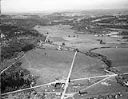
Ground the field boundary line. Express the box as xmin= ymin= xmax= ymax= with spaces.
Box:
xmin=71 ymin=74 xmax=115 ymax=81
xmin=61 ymin=51 xmax=77 ymax=99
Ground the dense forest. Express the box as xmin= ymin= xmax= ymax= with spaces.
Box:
xmin=0 ymin=23 xmax=44 ymax=94
xmin=1 ymin=61 xmax=37 ymax=93
xmin=0 ymin=24 xmax=45 ymax=62
xmin=1 ymin=15 xmax=50 ymax=29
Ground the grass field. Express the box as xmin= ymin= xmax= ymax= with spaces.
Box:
xmin=34 ymin=25 xmax=104 ymax=51
xmin=93 ymin=48 xmax=128 ymax=73
xmin=21 ymin=48 xmax=74 ymax=85
xmin=2 ymin=24 xmax=128 ymax=99
xmin=70 ymin=52 xmax=107 ymax=80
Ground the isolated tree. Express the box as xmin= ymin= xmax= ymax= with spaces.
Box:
xmin=62 ymin=42 xmax=65 ymax=46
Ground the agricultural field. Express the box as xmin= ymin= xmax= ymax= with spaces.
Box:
xmin=1 ymin=15 xmax=128 ymax=99
xmin=21 ymin=48 xmax=74 ymax=85
xmin=70 ymin=52 xmax=107 ymax=80
xmin=93 ymin=48 xmax=128 ymax=73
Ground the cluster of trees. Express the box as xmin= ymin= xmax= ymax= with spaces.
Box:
xmin=119 ymin=31 xmax=128 ymax=35
xmin=71 ymin=15 xmax=128 ymax=33
xmin=0 ymin=24 xmax=43 ymax=40
xmin=1 ymin=24 xmax=46 ymax=62
xmin=119 ymin=31 xmax=128 ymax=40
xmin=99 ymin=24 xmax=128 ymax=29
xmin=1 ymin=17 xmax=49 ymax=29
xmin=0 ymin=16 xmax=46 ymax=95
xmin=1 ymin=61 xmax=36 ymax=93
xmin=1 ymin=39 xmax=35 ymax=62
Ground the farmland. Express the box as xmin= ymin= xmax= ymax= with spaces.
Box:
xmin=1 ymin=12 xmax=128 ymax=99
xmin=93 ymin=48 xmax=128 ymax=73
xmin=21 ymin=48 xmax=74 ymax=85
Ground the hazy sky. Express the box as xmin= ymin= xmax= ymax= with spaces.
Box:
xmin=1 ymin=0 xmax=128 ymax=13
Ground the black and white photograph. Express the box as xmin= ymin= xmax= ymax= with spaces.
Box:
xmin=0 ymin=0 xmax=128 ymax=99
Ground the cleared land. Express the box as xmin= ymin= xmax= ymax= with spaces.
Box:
xmin=93 ymin=48 xmax=128 ymax=73
xmin=21 ymin=48 xmax=74 ymax=85
xmin=70 ymin=52 xmax=107 ymax=80
xmin=2 ymin=24 xmax=128 ymax=99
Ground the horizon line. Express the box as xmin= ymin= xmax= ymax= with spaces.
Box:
xmin=2 ymin=8 xmax=128 ymax=15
